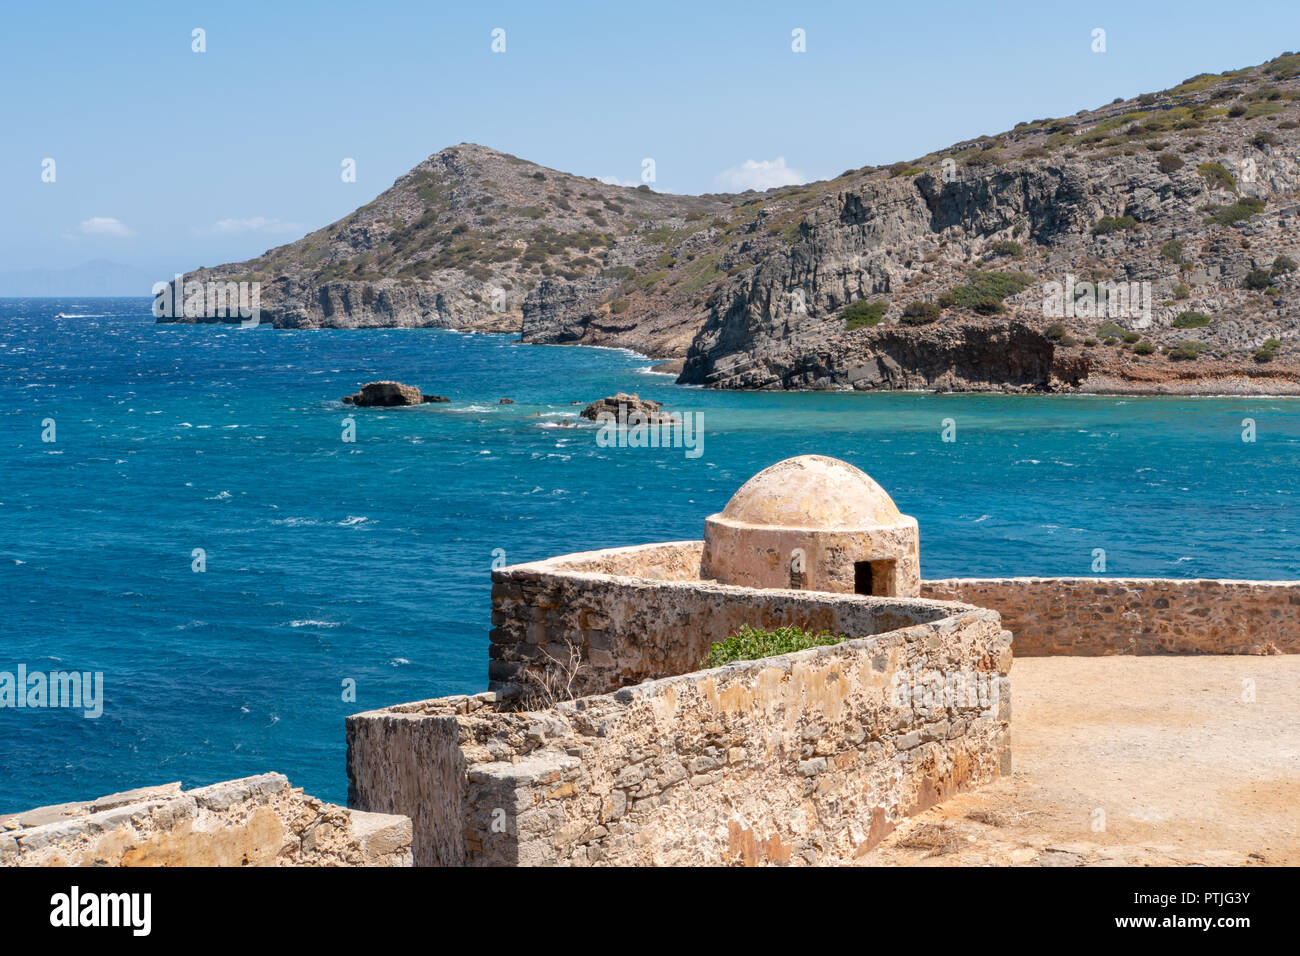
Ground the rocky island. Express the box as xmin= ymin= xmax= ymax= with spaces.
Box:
xmin=158 ymin=53 xmax=1300 ymax=394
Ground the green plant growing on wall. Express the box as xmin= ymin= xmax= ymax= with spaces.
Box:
xmin=702 ymin=625 xmax=846 ymax=668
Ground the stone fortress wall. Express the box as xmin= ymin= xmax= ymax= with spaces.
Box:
xmin=922 ymin=578 xmax=1300 ymax=655
xmin=349 ymin=578 xmax=1012 ymax=865
xmin=1 ymin=773 xmax=412 ymax=867
xmin=486 ymin=541 xmax=954 ymax=699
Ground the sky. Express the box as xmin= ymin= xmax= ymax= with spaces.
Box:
xmin=2 ymin=0 xmax=1298 ymax=291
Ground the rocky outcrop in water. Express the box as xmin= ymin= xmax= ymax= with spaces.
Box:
xmin=342 ymin=382 xmax=444 ymax=406
xmin=580 ymin=393 xmax=675 ymax=424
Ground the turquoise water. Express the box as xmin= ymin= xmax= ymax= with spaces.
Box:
xmin=2 ymin=299 xmax=1297 ymax=812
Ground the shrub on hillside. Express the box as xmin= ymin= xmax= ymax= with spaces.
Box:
xmin=899 ymin=301 xmax=942 ymax=325
xmin=1157 ymin=152 xmax=1185 ymax=174
xmin=1166 ymin=340 xmax=1208 ymax=361
xmin=1092 ymin=215 xmax=1139 ymax=236
xmin=947 ymin=271 xmax=1035 ymax=314
xmin=1243 ymin=269 xmax=1273 ymax=290
xmin=1197 ymin=161 xmax=1237 ymax=192
xmin=1205 ymin=197 xmax=1266 ymax=226
xmin=1172 ymin=311 xmax=1211 ymax=328
xmin=843 ymin=300 xmax=888 ymax=330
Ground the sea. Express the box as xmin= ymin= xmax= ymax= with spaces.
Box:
xmin=2 ymin=298 xmax=1297 ymax=812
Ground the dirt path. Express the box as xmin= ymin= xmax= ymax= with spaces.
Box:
xmin=871 ymin=656 xmax=1300 ymax=866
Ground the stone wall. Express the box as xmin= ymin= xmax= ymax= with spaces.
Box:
xmin=1 ymin=773 xmax=412 ymax=867
xmin=490 ymin=541 xmax=969 ymax=699
xmin=921 ymin=578 xmax=1300 ymax=655
xmin=350 ymin=601 xmax=1011 ymax=866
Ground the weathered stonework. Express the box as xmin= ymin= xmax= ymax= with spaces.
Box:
xmin=0 ymin=774 xmax=412 ymax=867
xmin=489 ymin=541 xmax=949 ymax=699
xmin=352 ymin=575 xmax=1012 ymax=866
xmin=921 ymin=578 xmax=1300 ymax=655
xmin=702 ymin=456 xmax=921 ymax=596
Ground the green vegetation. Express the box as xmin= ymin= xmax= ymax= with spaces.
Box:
xmin=843 ymin=300 xmax=887 ymax=330
xmin=702 ymin=625 xmax=846 ymax=668
xmin=1205 ymin=197 xmax=1266 ymax=226
xmin=900 ymin=301 xmax=942 ymax=325
xmin=1096 ymin=321 xmax=1127 ymax=339
xmin=1173 ymin=282 xmax=1190 ymax=299
xmin=1166 ymin=340 xmax=1209 ymax=361
xmin=1245 ymin=101 xmax=1285 ymax=118
xmin=1123 ymin=331 xmax=1142 ymax=344
xmin=1172 ymin=310 xmax=1211 ymax=328
xmin=944 ymin=270 xmax=1035 ymax=314
xmin=1157 ymin=152 xmax=1185 ymax=174
xmin=1133 ymin=341 xmax=1157 ymax=355
xmin=1045 ymin=323 xmax=1076 ymax=346
xmin=1196 ymin=162 xmax=1237 ymax=193
xmin=1243 ymin=269 xmax=1273 ymax=290
xmin=1092 ymin=215 xmax=1139 ymax=236
xmin=678 ymin=253 xmax=722 ymax=295
xmin=1272 ymin=255 xmax=1297 ymax=276
xmin=989 ymin=240 xmax=1024 ymax=258
xmin=635 ymin=270 xmax=668 ymax=291
xmin=600 ymin=265 xmax=636 ymax=282
xmin=887 ymin=162 xmax=925 ymax=177
xmin=1256 ymin=336 xmax=1283 ymax=362
xmin=961 ymin=147 xmax=1004 ymax=167
xmin=1160 ymin=239 xmax=1185 ymax=264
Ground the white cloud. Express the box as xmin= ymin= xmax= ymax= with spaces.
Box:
xmin=209 ymin=217 xmax=303 ymax=236
xmin=714 ymin=157 xmax=806 ymax=192
xmin=67 ymin=216 xmax=136 ymax=239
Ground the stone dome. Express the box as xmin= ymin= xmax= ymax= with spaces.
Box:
xmin=718 ymin=455 xmax=902 ymax=529
xmin=702 ymin=455 xmax=920 ymax=597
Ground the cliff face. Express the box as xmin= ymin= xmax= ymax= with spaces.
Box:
xmin=680 ymin=146 xmax=1300 ymax=391
xmin=163 ymin=53 xmax=1300 ymax=393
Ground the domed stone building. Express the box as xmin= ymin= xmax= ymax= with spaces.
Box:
xmin=701 ymin=455 xmax=920 ymax=597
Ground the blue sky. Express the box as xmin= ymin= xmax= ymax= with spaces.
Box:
xmin=2 ymin=0 xmax=1297 ymax=289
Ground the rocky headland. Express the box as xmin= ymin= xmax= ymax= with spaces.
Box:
xmin=159 ymin=53 xmax=1300 ymax=394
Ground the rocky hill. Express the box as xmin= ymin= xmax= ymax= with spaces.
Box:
xmin=160 ymin=53 xmax=1300 ymax=393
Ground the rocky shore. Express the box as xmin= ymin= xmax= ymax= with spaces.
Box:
xmin=157 ymin=54 xmax=1300 ymax=396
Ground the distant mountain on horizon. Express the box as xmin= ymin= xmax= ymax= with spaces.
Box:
xmin=0 ymin=259 xmax=158 ymax=297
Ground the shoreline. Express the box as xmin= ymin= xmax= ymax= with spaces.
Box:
xmin=47 ymin=301 xmax=1300 ymax=398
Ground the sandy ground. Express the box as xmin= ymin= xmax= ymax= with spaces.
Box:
xmin=871 ymin=656 xmax=1300 ymax=866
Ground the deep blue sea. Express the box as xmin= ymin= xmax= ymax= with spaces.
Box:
xmin=2 ymin=298 xmax=1297 ymax=812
